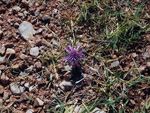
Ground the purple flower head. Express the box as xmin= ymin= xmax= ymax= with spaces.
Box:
xmin=63 ymin=45 xmax=85 ymax=67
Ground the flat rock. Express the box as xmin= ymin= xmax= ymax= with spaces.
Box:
xmin=3 ymin=90 xmax=9 ymax=100
xmin=18 ymin=21 xmax=35 ymax=41
xmin=30 ymin=47 xmax=39 ymax=56
xmin=10 ymin=82 xmax=25 ymax=95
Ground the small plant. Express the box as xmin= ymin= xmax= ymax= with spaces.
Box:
xmin=63 ymin=45 xmax=85 ymax=67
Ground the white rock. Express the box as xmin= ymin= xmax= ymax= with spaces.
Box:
xmin=24 ymin=82 xmax=30 ymax=88
xmin=18 ymin=21 xmax=35 ymax=41
xmin=0 ymin=47 xmax=6 ymax=55
xmin=0 ymin=57 xmax=4 ymax=64
xmin=36 ymin=98 xmax=44 ymax=106
xmin=29 ymin=85 xmax=37 ymax=92
xmin=26 ymin=109 xmax=34 ymax=113
xmin=30 ymin=47 xmax=39 ymax=56
xmin=111 ymin=61 xmax=119 ymax=68
xmin=6 ymin=48 xmax=15 ymax=55
xmin=12 ymin=6 xmax=21 ymax=12
xmin=10 ymin=82 xmax=25 ymax=95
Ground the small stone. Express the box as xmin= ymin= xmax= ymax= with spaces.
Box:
xmin=34 ymin=61 xmax=42 ymax=70
xmin=23 ymin=11 xmax=28 ymax=17
xmin=0 ymin=99 xmax=3 ymax=108
xmin=24 ymin=83 xmax=30 ymax=88
xmin=18 ymin=21 xmax=35 ymax=41
xmin=65 ymin=65 xmax=72 ymax=71
xmin=52 ymin=39 xmax=60 ymax=46
xmin=11 ymin=64 xmax=19 ymax=70
xmin=146 ymin=62 xmax=150 ymax=67
xmin=0 ymin=57 xmax=5 ymax=64
xmin=42 ymin=15 xmax=50 ymax=21
xmin=0 ymin=85 xmax=4 ymax=94
xmin=0 ymin=73 xmax=9 ymax=85
xmin=0 ymin=47 xmax=6 ymax=55
xmin=10 ymin=82 xmax=25 ymax=95
xmin=26 ymin=109 xmax=34 ymax=113
xmin=111 ymin=61 xmax=119 ymax=68
xmin=30 ymin=47 xmax=39 ymax=56
xmin=12 ymin=6 xmax=21 ymax=12
xmin=20 ymin=54 xmax=28 ymax=59
xmin=20 ymin=93 xmax=29 ymax=101
xmin=25 ymin=65 xmax=33 ymax=73
xmin=131 ymin=53 xmax=137 ymax=58
xmin=6 ymin=48 xmax=15 ymax=55
xmin=143 ymin=45 xmax=150 ymax=59
xmin=0 ymin=30 xmax=3 ymax=36
xmin=3 ymin=90 xmax=9 ymax=100
xmin=29 ymin=85 xmax=37 ymax=93
xmin=36 ymin=98 xmax=44 ymax=106
xmin=139 ymin=65 xmax=146 ymax=72
xmin=59 ymin=80 xmax=73 ymax=91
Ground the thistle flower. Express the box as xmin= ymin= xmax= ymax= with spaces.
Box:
xmin=63 ymin=45 xmax=85 ymax=67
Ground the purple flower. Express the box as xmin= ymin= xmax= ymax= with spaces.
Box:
xmin=63 ymin=45 xmax=85 ymax=67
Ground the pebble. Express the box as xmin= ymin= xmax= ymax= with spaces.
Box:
xmin=29 ymin=85 xmax=37 ymax=92
xmin=25 ymin=65 xmax=33 ymax=73
xmin=3 ymin=90 xmax=9 ymax=100
xmin=0 ymin=57 xmax=5 ymax=64
xmin=23 ymin=11 xmax=28 ymax=17
xmin=42 ymin=15 xmax=50 ymax=21
xmin=20 ymin=53 xmax=28 ymax=59
xmin=18 ymin=21 xmax=35 ymax=41
xmin=12 ymin=6 xmax=21 ymax=12
xmin=5 ymin=48 xmax=15 ymax=56
xmin=111 ymin=61 xmax=119 ymax=68
xmin=0 ymin=99 xmax=3 ymax=108
xmin=24 ymin=82 xmax=30 ymax=88
xmin=36 ymin=98 xmax=44 ymax=106
xmin=59 ymin=80 xmax=73 ymax=91
xmin=10 ymin=82 xmax=25 ymax=95
xmin=26 ymin=109 xmax=34 ymax=113
xmin=0 ymin=47 xmax=5 ymax=55
xmin=143 ymin=45 xmax=150 ymax=59
xmin=0 ymin=65 xmax=6 ymax=70
xmin=146 ymin=62 xmax=150 ymax=67
xmin=30 ymin=47 xmax=39 ymax=56
xmin=34 ymin=61 xmax=42 ymax=70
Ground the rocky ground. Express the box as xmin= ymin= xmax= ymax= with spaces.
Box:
xmin=0 ymin=0 xmax=150 ymax=113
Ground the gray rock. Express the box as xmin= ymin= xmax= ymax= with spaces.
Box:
xmin=12 ymin=6 xmax=21 ymax=12
xmin=30 ymin=47 xmax=39 ymax=56
xmin=26 ymin=109 xmax=34 ymax=113
xmin=18 ymin=21 xmax=35 ymax=41
xmin=10 ymin=82 xmax=25 ymax=95
xmin=0 ymin=99 xmax=3 ymax=108
xmin=42 ymin=15 xmax=50 ymax=21
xmin=3 ymin=90 xmax=9 ymax=100
xmin=25 ymin=65 xmax=34 ymax=73
xmin=59 ymin=80 xmax=73 ymax=91
xmin=0 ymin=57 xmax=5 ymax=64
xmin=23 ymin=11 xmax=28 ymax=17
xmin=111 ymin=61 xmax=119 ymax=68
